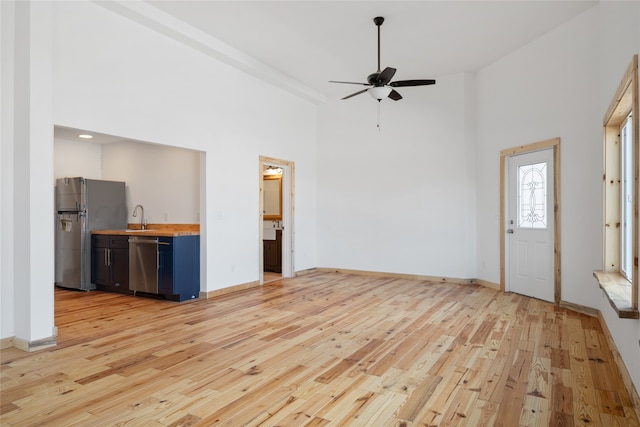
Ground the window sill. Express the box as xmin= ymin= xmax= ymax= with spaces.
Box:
xmin=593 ymin=271 xmax=639 ymax=319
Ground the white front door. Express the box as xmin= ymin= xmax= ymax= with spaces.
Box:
xmin=507 ymin=148 xmax=555 ymax=302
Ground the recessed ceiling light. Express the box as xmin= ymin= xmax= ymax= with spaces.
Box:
xmin=78 ymin=134 xmax=93 ymax=139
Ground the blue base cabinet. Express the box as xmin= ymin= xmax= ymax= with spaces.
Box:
xmin=92 ymin=235 xmax=131 ymax=294
xmin=158 ymin=235 xmax=200 ymax=301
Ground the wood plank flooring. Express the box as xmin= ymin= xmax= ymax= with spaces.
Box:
xmin=264 ymin=272 xmax=282 ymax=284
xmin=1 ymin=272 xmax=639 ymax=426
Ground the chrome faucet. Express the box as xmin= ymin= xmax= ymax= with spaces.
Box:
xmin=132 ymin=204 xmax=145 ymax=230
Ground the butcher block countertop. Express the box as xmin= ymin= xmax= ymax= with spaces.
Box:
xmin=92 ymin=223 xmax=199 ymax=237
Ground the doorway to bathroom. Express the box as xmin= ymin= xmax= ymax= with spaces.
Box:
xmin=259 ymin=156 xmax=294 ymax=284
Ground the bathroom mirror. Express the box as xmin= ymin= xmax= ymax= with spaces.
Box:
xmin=263 ymin=175 xmax=282 ymax=220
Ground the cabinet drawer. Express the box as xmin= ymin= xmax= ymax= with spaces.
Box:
xmin=93 ymin=235 xmax=109 ymax=248
xmin=158 ymin=236 xmax=173 ymax=251
xmin=109 ymin=236 xmax=129 ymax=248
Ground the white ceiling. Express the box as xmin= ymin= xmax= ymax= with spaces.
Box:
xmin=54 ymin=126 xmax=128 ymax=144
xmin=147 ymin=0 xmax=597 ymax=100
xmin=54 ymin=1 xmax=598 ymax=141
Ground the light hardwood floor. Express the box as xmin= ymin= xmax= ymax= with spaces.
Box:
xmin=263 ymin=272 xmax=282 ymax=284
xmin=1 ymin=272 xmax=639 ymax=426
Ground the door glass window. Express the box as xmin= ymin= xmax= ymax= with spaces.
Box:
xmin=621 ymin=113 xmax=633 ymax=281
xmin=518 ymin=161 xmax=547 ymax=229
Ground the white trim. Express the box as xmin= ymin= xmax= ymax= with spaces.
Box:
xmin=13 ymin=336 xmax=57 ymax=352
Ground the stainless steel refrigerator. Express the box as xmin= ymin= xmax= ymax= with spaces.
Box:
xmin=55 ymin=177 xmax=127 ymax=290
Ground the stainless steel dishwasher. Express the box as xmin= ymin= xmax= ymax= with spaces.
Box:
xmin=129 ymin=236 xmax=158 ymax=294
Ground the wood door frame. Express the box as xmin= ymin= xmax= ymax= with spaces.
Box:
xmin=259 ymin=156 xmax=294 ymax=283
xmin=500 ymin=138 xmax=561 ymax=303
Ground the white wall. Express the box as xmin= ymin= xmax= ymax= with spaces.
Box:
xmin=1 ymin=0 xmax=16 ymax=340
xmin=476 ymin=3 xmax=602 ymax=306
xmin=476 ymin=0 xmax=640 ymax=393
xmin=316 ymin=72 xmax=477 ymax=279
xmin=102 ymin=141 xmax=200 ymax=225
xmin=1 ymin=0 xmax=57 ymax=344
xmin=596 ymin=0 xmax=640 ymax=397
xmin=54 ymin=138 xmax=102 ymax=180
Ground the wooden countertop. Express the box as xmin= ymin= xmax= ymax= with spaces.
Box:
xmin=92 ymin=224 xmax=200 ymax=237
xmin=92 ymin=229 xmax=199 ymax=237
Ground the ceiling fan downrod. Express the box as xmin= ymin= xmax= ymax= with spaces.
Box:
xmin=374 ymin=16 xmax=384 ymax=72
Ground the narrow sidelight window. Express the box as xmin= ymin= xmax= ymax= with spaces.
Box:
xmin=621 ymin=113 xmax=633 ymax=281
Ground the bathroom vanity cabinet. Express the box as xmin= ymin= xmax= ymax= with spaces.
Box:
xmin=263 ymin=229 xmax=282 ymax=273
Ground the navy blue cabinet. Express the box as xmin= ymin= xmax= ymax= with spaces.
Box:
xmin=92 ymin=235 xmax=130 ymax=294
xmin=158 ymin=235 xmax=200 ymax=301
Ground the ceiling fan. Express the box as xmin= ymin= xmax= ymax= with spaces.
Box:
xmin=330 ymin=16 xmax=436 ymax=102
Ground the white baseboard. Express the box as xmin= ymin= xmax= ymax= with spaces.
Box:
xmin=11 ymin=336 xmax=57 ymax=352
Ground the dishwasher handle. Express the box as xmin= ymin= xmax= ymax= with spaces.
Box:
xmin=128 ymin=237 xmax=159 ymax=244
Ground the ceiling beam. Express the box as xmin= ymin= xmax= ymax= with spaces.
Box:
xmin=92 ymin=1 xmax=327 ymax=105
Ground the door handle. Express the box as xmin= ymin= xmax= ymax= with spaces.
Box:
xmin=507 ymin=229 xmax=514 ymax=234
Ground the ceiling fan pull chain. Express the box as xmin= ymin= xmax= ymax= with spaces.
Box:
xmin=377 ymin=101 xmax=381 ymax=131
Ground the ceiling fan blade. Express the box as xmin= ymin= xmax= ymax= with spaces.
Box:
xmin=388 ymin=89 xmax=403 ymax=101
xmin=377 ymin=67 xmax=396 ymax=85
xmin=329 ymin=80 xmax=370 ymax=86
xmin=389 ymin=79 xmax=436 ymax=87
xmin=341 ymin=88 xmax=369 ymax=100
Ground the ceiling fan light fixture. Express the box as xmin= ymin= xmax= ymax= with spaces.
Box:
xmin=329 ymin=16 xmax=435 ymax=107
xmin=368 ymin=86 xmax=392 ymax=100
xmin=264 ymin=165 xmax=283 ymax=175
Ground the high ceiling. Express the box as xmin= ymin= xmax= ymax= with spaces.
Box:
xmin=147 ymin=1 xmax=597 ymax=101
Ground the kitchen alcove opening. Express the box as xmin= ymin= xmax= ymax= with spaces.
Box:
xmin=53 ymin=125 xmax=205 ymax=302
